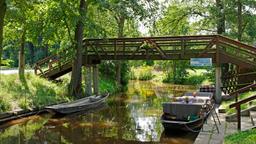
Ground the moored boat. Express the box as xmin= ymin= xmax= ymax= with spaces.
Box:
xmin=45 ymin=93 xmax=109 ymax=114
xmin=161 ymin=92 xmax=214 ymax=132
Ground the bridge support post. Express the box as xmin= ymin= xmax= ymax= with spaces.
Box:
xmin=85 ymin=65 xmax=92 ymax=96
xmin=93 ymin=65 xmax=99 ymax=95
xmin=215 ymin=66 xmax=222 ymax=104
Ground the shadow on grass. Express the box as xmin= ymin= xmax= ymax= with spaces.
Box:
xmin=19 ymin=75 xmax=31 ymax=94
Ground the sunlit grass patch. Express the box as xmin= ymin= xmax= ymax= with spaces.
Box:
xmin=0 ymin=74 xmax=71 ymax=112
xmin=224 ymin=129 xmax=256 ymax=144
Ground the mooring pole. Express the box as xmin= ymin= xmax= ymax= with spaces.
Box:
xmin=93 ymin=65 xmax=99 ymax=95
xmin=85 ymin=65 xmax=92 ymax=96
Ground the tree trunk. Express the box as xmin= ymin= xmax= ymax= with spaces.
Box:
xmin=69 ymin=0 xmax=86 ymax=97
xmin=0 ymin=0 xmax=7 ymax=67
xmin=44 ymin=44 xmax=49 ymax=57
xmin=116 ymin=16 xmax=125 ymax=87
xmin=19 ymin=29 xmax=26 ymax=79
xmin=216 ymin=0 xmax=230 ymax=80
xmin=28 ymin=42 xmax=34 ymax=65
xmin=216 ymin=0 xmax=225 ymax=34
xmin=237 ymin=0 xmax=242 ymax=41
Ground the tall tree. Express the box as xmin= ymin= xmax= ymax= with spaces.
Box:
xmin=69 ymin=0 xmax=86 ymax=97
xmin=5 ymin=0 xmax=31 ymax=79
xmin=237 ymin=0 xmax=242 ymax=41
xmin=0 ymin=0 xmax=7 ymax=67
xmin=102 ymin=0 xmax=157 ymax=87
xmin=216 ymin=0 xmax=225 ymax=34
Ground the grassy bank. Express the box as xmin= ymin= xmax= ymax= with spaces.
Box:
xmin=224 ymin=129 xmax=256 ymax=144
xmin=0 ymin=74 xmax=71 ymax=112
xmin=130 ymin=66 xmax=211 ymax=86
xmin=0 ymin=73 xmax=120 ymax=113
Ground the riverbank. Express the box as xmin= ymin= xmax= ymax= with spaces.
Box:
xmin=0 ymin=74 xmax=71 ymax=112
xmin=130 ymin=66 xmax=212 ymax=86
xmin=0 ymin=73 xmax=120 ymax=113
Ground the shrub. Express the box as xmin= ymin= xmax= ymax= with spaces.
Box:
xmin=138 ymin=66 xmax=154 ymax=81
xmin=162 ymin=73 xmax=173 ymax=83
xmin=184 ymin=75 xmax=206 ymax=85
xmin=129 ymin=69 xmax=137 ymax=80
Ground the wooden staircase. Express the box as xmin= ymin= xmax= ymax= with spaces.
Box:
xmin=34 ymin=53 xmax=73 ymax=80
xmin=34 ymin=35 xmax=256 ymax=85
xmin=250 ymin=110 xmax=256 ymax=126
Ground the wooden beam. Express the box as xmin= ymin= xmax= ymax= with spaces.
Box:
xmin=145 ymin=39 xmax=167 ymax=59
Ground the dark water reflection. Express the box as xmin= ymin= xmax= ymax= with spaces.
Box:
xmin=0 ymin=81 xmax=198 ymax=144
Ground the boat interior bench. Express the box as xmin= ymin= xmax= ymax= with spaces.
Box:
xmin=162 ymin=102 xmax=202 ymax=121
xmin=184 ymin=92 xmax=213 ymax=98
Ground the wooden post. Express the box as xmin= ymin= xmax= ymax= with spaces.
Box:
xmin=215 ymin=44 xmax=222 ymax=104
xmin=93 ymin=65 xmax=99 ymax=95
xmin=235 ymin=93 xmax=239 ymax=102
xmin=85 ymin=65 xmax=92 ymax=96
xmin=215 ymin=66 xmax=222 ymax=104
xmin=236 ymin=106 xmax=241 ymax=130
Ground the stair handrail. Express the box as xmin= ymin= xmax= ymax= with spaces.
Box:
xmin=229 ymin=94 xmax=256 ymax=130
xmin=229 ymin=83 xmax=256 ymax=102
xmin=217 ymin=35 xmax=256 ymax=53
xmin=34 ymin=49 xmax=73 ymax=76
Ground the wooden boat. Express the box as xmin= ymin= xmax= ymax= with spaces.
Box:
xmin=45 ymin=93 xmax=109 ymax=114
xmin=161 ymin=92 xmax=213 ymax=132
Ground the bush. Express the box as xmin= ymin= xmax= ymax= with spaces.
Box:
xmin=129 ymin=69 xmax=137 ymax=80
xmin=162 ymin=73 xmax=173 ymax=83
xmin=138 ymin=66 xmax=154 ymax=81
xmin=184 ymin=75 xmax=206 ymax=85
xmin=99 ymin=77 xmax=119 ymax=94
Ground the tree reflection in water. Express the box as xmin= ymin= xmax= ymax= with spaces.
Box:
xmin=0 ymin=81 xmax=198 ymax=144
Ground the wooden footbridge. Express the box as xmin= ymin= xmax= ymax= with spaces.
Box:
xmin=34 ymin=35 xmax=256 ymax=100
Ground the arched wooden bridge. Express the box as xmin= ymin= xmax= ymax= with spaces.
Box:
xmin=34 ymin=35 xmax=256 ymax=96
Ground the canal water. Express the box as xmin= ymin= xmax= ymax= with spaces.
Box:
xmin=0 ymin=81 xmax=199 ymax=144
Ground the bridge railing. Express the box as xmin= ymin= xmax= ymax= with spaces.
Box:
xmin=84 ymin=35 xmax=216 ymax=60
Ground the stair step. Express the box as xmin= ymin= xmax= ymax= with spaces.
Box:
xmin=241 ymin=116 xmax=255 ymax=129
xmin=250 ymin=111 xmax=256 ymax=118
xmin=250 ymin=111 xmax=256 ymax=126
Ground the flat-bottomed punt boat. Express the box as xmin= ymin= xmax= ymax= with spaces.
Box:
xmin=161 ymin=92 xmax=214 ymax=132
xmin=45 ymin=93 xmax=109 ymax=114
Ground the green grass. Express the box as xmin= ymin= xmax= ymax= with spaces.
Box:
xmin=130 ymin=66 xmax=154 ymax=81
xmin=0 ymin=74 xmax=72 ymax=112
xmin=222 ymin=91 xmax=256 ymax=114
xmin=99 ymin=77 xmax=119 ymax=94
xmin=224 ymin=129 xmax=256 ymax=144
